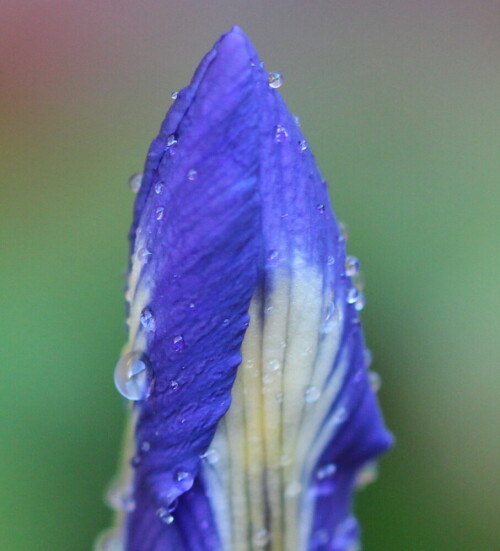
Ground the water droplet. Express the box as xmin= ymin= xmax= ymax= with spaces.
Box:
xmin=299 ymin=139 xmax=308 ymax=152
xmin=294 ymin=115 xmax=301 ymax=127
xmin=169 ymin=379 xmax=179 ymax=391
xmin=312 ymin=528 xmax=329 ymax=547
xmin=369 ymin=371 xmax=382 ymax=392
xmin=105 ymin=479 xmax=134 ymax=512
xmin=317 ymin=203 xmax=326 ymax=214
xmin=345 ymin=256 xmax=360 ymax=276
xmin=285 ymin=481 xmax=302 ymax=497
xmin=156 ymin=507 xmax=174 ymax=525
xmin=201 ymin=448 xmax=220 ymax=465
xmin=333 ymin=407 xmax=347 ymax=425
xmin=268 ymin=71 xmax=283 ymax=88
xmin=317 ymin=463 xmax=337 ymax=480
xmin=171 ymin=335 xmax=185 ymax=352
xmin=267 ymin=359 xmax=281 ymax=372
xmin=267 ymin=249 xmax=279 ymax=262
xmin=175 ymin=470 xmax=194 ymax=491
xmin=140 ymin=307 xmax=156 ymax=333
xmin=274 ymin=124 xmax=289 ymax=143
xmin=222 ymin=318 xmax=230 ymax=327
xmin=155 ymin=207 xmax=164 ymax=221
xmin=154 ymin=182 xmax=164 ymax=194
xmin=94 ymin=527 xmax=123 ymax=551
xmin=327 ymin=255 xmax=335 ymax=266
xmin=170 ymin=91 xmax=179 ymax=100
xmin=253 ymin=529 xmax=270 ymax=547
xmin=321 ymin=301 xmax=336 ymax=334
xmin=354 ymin=292 xmax=366 ymax=311
xmin=189 ymin=302 xmax=196 ymax=309
xmin=356 ymin=462 xmax=378 ymax=489
xmin=263 ymin=373 xmax=274 ymax=385
xmin=304 ymin=385 xmax=321 ymax=403
xmin=136 ymin=248 xmax=151 ymax=263
xmin=166 ymin=133 xmax=178 ymax=147
xmin=113 ymin=351 xmax=147 ymax=401
xmin=128 ymin=173 xmax=143 ymax=194
xmin=140 ymin=440 xmax=151 ymax=452
xmin=347 ymin=287 xmax=360 ymax=304
xmin=187 ymin=169 xmax=198 ymax=181
xmin=339 ymin=222 xmax=349 ymax=241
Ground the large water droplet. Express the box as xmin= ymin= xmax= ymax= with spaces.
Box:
xmin=170 ymin=91 xmax=179 ymax=100
xmin=268 ymin=71 xmax=284 ymax=88
xmin=304 ymin=385 xmax=321 ymax=404
xmin=114 ymin=351 xmax=147 ymax=401
xmin=136 ymin=247 xmax=151 ymax=263
xmin=140 ymin=307 xmax=156 ymax=333
xmin=128 ymin=173 xmax=143 ymax=193
xmin=345 ymin=256 xmax=361 ymax=276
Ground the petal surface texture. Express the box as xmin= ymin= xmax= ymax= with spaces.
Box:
xmin=102 ymin=27 xmax=392 ymax=551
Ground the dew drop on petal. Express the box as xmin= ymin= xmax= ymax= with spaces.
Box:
xmin=187 ymin=169 xmax=198 ymax=181
xmin=253 ymin=529 xmax=270 ymax=547
xmin=274 ymin=124 xmax=289 ymax=143
xmin=304 ymin=385 xmax=321 ymax=404
xmin=369 ymin=371 xmax=382 ymax=392
xmin=113 ymin=351 xmax=147 ymax=401
xmin=267 ymin=359 xmax=281 ymax=372
xmin=268 ymin=71 xmax=283 ymax=88
xmin=267 ymin=249 xmax=279 ymax=262
xmin=170 ymin=91 xmax=179 ymax=100
xmin=285 ymin=481 xmax=302 ymax=497
xmin=317 ymin=203 xmax=326 ymax=214
xmin=140 ymin=440 xmax=151 ymax=452
xmin=154 ymin=182 xmax=164 ymax=194
xmin=175 ymin=470 xmax=194 ymax=491
xmin=171 ymin=335 xmax=185 ymax=352
xmin=166 ymin=133 xmax=178 ymax=147
xmin=140 ymin=307 xmax=156 ymax=333
xmin=94 ymin=528 xmax=123 ymax=551
xmin=155 ymin=207 xmax=164 ymax=221
xmin=128 ymin=173 xmax=143 ymax=193
xmin=201 ymin=448 xmax=220 ymax=465
xmin=317 ymin=463 xmax=337 ymax=480
xmin=156 ymin=507 xmax=174 ymax=525
xmin=136 ymin=247 xmax=152 ymax=263
xmin=356 ymin=462 xmax=379 ymax=489
xmin=345 ymin=255 xmax=361 ymax=276
xmin=347 ymin=287 xmax=360 ymax=304
xmin=354 ymin=292 xmax=366 ymax=311
xmin=299 ymin=139 xmax=308 ymax=152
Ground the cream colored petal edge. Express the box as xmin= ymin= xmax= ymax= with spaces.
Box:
xmin=202 ymin=257 xmax=347 ymax=551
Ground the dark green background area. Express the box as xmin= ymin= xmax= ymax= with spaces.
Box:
xmin=1 ymin=2 xmax=498 ymax=550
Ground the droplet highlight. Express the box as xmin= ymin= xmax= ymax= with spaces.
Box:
xmin=113 ymin=350 xmax=147 ymax=401
xmin=268 ymin=71 xmax=284 ymax=88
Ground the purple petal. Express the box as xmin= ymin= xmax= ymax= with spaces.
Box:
xmin=122 ymin=28 xmax=262 ymax=550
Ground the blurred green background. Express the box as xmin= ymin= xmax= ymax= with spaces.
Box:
xmin=1 ymin=1 xmax=498 ymax=550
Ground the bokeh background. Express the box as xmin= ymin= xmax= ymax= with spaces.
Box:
xmin=1 ymin=1 xmax=498 ymax=550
